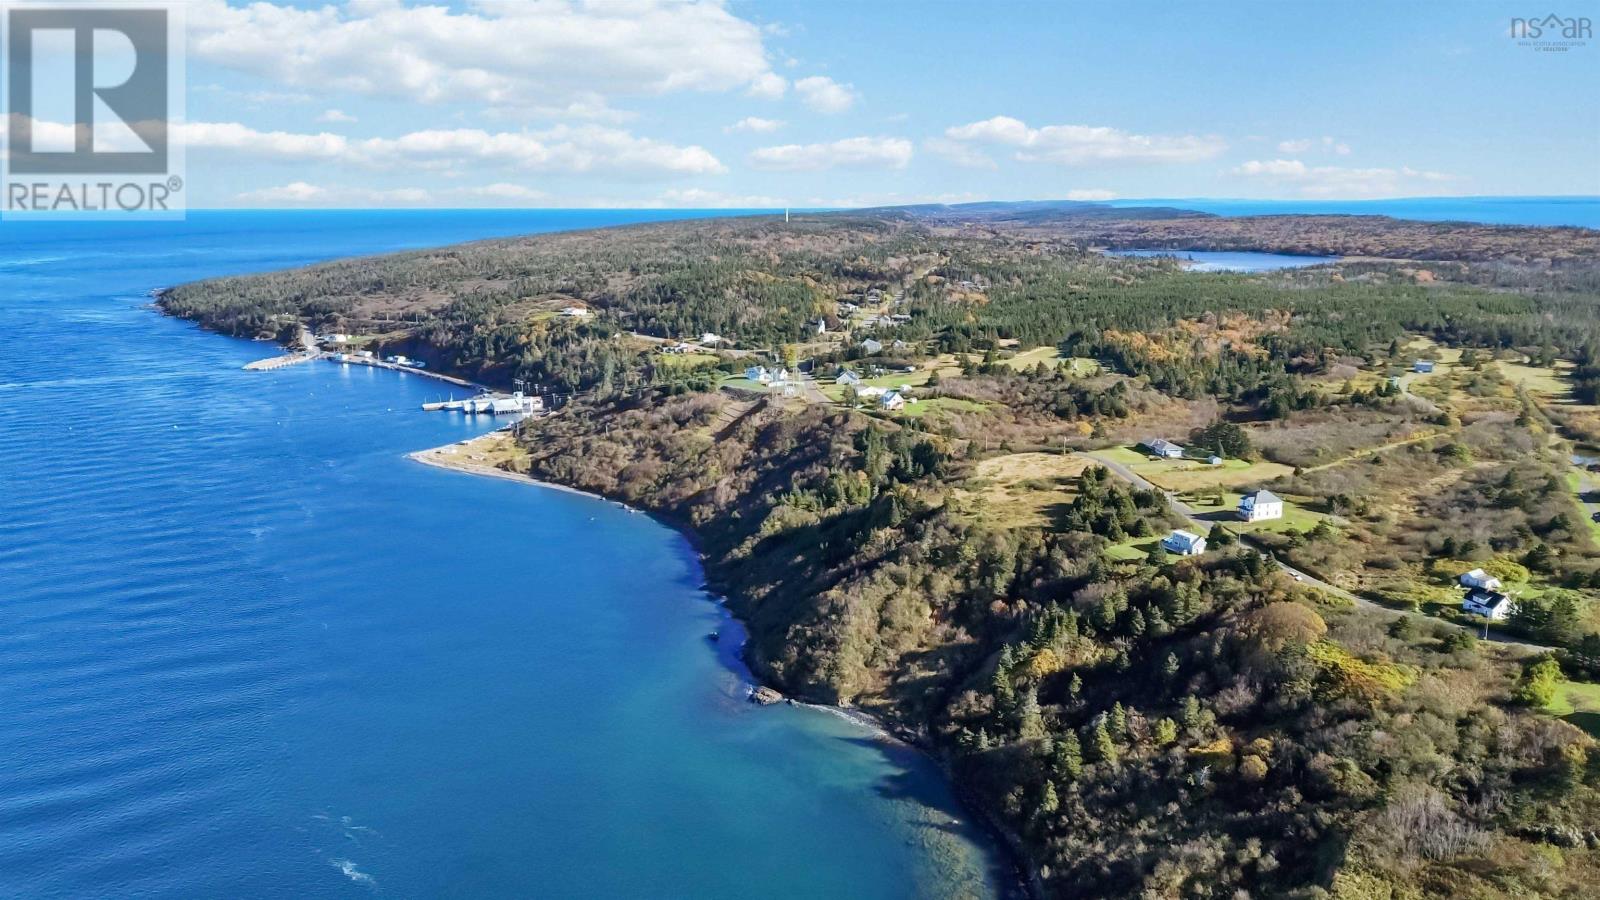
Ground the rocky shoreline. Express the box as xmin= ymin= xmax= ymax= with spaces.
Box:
xmin=409 ymin=430 xmax=1042 ymax=900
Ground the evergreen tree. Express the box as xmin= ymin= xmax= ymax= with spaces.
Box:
xmin=1039 ymin=780 xmax=1060 ymax=817
xmin=1092 ymin=716 xmax=1118 ymax=764
xmin=1018 ymin=686 xmax=1046 ymax=740
xmin=1054 ymin=732 xmax=1084 ymax=781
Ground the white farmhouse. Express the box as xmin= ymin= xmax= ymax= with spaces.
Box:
xmin=880 ymin=391 xmax=906 ymax=411
xmin=1459 ymin=568 xmax=1503 ymax=592
xmin=1162 ymin=530 xmax=1207 ymax=556
xmin=1238 ymin=490 xmax=1285 ymax=523
xmin=836 ymin=369 xmax=863 ymax=386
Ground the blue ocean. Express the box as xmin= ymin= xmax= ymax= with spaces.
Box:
xmin=0 ymin=211 xmax=1014 ymax=899
xmin=1110 ymin=195 xmax=1600 ymax=228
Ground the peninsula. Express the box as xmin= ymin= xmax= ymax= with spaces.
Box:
xmin=162 ymin=203 xmax=1600 ymax=898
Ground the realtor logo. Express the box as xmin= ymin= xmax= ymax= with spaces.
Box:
xmin=1510 ymin=13 xmax=1592 ymax=51
xmin=2 ymin=3 xmax=186 ymax=217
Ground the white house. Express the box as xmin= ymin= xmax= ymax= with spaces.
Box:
xmin=326 ymin=333 xmax=350 ymax=344
xmin=771 ymin=368 xmax=791 ymax=384
xmin=560 ymin=306 xmax=591 ymax=318
xmin=855 ymin=386 xmax=888 ymax=401
xmin=1462 ymin=587 xmax=1512 ymax=620
xmin=699 ymin=332 xmax=723 ymax=346
xmin=836 ymin=369 xmax=863 ymax=386
xmin=1238 ymin=490 xmax=1285 ymax=523
xmin=1162 ymin=530 xmax=1207 ymax=556
xmin=745 ymin=365 xmax=772 ymax=384
xmin=1142 ymin=438 xmax=1185 ymax=459
xmin=860 ymin=338 xmax=884 ymax=354
xmin=1459 ymin=568 xmax=1503 ymax=592
xmin=879 ymin=391 xmax=906 ymax=411
xmin=814 ymin=318 xmax=828 ymax=335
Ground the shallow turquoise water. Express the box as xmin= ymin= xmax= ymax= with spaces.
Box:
xmin=0 ymin=212 xmax=1011 ymax=898
xmin=1106 ymin=247 xmax=1336 ymax=272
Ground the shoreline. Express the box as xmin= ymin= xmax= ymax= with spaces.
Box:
xmin=408 ymin=430 xmax=1041 ymax=900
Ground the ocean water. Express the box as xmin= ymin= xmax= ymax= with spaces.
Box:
xmin=1109 ymin=195 xmax=1600 ymax=229
xmin=0 ymin=211 xmax=1012 ymax=899
xmin=1105 ymin=248 xmax=1336 ymax=272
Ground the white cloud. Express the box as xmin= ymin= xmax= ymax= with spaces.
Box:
xmin=749 ymin=137 xmax=912 ymax=172
xmin=462 ymin=182 xmax=548 ymax=201
xmin=725 ymin=116 xmax=784 ymax=134
xmin=653 ymin=188 xmax=784 ymax=208
xmin=181 ymin=121 xmax=726 ymax=176
xmin=943 ymin=115 xmax=1225 ymax=165
xmin=235 ymin=181 xmax=327 ymax=203
xmin=1277 ymin=136 xmax=1352 ymax=156
xmin=923 ymin=137 xmax=995 ymax=169
xmin=187 ymin=0 xmax=785 ymax=112
xmin=317 ymin=109 xmax=357 ymax=124
xmin=1232 ymin=159 xmax=1455 ymax=198
xmin=232 ymin=182 xmax=791 ymax=209
xmin=746 ymin=72 xmax=788 ymax=99
xmin=815 ymin=190 xmax=985 ymax=208
xmin=232 ymin=181 xmax=549 ymax=207
xmin=1064 ymin=189 xmax=1117 ymax=201
xmin=794 ymin=76 xmax=858 ymax=114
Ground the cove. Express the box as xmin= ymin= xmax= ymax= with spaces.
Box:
xmin=0 ymin=211 xmax=1012 ymax=898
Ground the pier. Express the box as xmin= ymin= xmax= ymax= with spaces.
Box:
xmin=243 ymin=352 xmax=319 ymax=371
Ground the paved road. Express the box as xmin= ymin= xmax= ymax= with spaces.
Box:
xmin=1081 ymin=449 xmax=1551 ymax=652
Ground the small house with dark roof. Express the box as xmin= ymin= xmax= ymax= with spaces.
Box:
xmin=1462 ymin=587 xmax=1512 ymax=620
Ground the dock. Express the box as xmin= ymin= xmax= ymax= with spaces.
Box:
xmin=243 ymin=352 xmax=319 ymax=371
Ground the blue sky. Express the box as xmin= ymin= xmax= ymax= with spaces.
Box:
xmin=158 ymin=0 xmax=1600 ymax=207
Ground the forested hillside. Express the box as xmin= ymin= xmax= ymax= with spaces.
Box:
xmin=164 ymin=206 xmax=1600 ymax=897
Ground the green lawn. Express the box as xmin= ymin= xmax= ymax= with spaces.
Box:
xmin=1105 ymin=536 xmax=1161 ymax=561
xmin=1565 ymin=470 xmax=1600 ymax=541
xmin=821 ymin=369 xmax=932 ymax=401
xmin=895 ymin=397 xmax=986 ymax=418
xmin=1549 ymin=680 xmax=1600 ymax=738
xmin=998 ymin=346 xmax=1062 ymax=370
xmin=720 ymin=376 xmax=770 ymax=391
xmin=1096 ymin=446 xmax=1153 ymax=466
xmin=654 ymin=353 xmax=721 ymax=371
xmin=1184 ymin=490 xmax=1327 ymax=533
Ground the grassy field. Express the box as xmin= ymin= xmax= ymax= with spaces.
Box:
xmin=720 ymin=376 xmax=772 ymax=392
xmin=895 ymin=397 xmax=987 ymax=418
xmin=998 ymin=346 xmax=1062 ymax=370
xmin=653 ymin=352 xmax=722 ymax=371
xmin=1549 ymin=680 xmax=1600 ymax=738
xmin=1105 ymin=536 xmax=1163 ymax=562
xmin=1185 ymin=489 xmax=1326 ymax=533
xmin=954 ymin=452 xmax=1091 ymax=529
xmin=820 ymin=366 xmax=935 ymax=401
xmin=1498 ymin=358 xmax=1598 ymax=411
xmin=1099 ymin=446 xmax=1294 ymax=493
